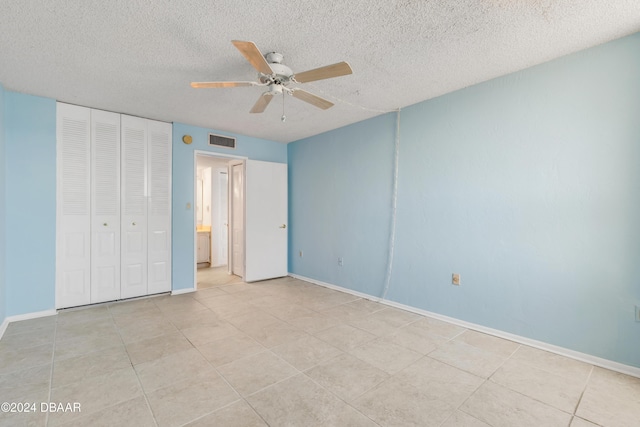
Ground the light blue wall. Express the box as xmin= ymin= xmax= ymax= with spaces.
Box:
xmin=172 ymin=122 xmax=287 ymax=291
xmin=4 ymin=92 xmax=57 ymax=316
xmin=288 ymin=115 xmax=396 ymax=296
xmin=0 ymin=83 xmax=6 ymax=324
xmin=288 ymin=33 xmax=640 ymax=367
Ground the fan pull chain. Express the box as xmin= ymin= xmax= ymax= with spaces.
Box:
xmin=281 ymin=91 xmax=286 ymax=123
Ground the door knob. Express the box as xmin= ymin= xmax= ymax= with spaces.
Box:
xmin=103 ymin=223 xmax=108 ymax=227
xmin=132 ymin=222 xmax=137 ymax=226
xmin=279 ymin=224 xmax=287 ymax=229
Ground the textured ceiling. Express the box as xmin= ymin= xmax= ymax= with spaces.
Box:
xmin=1 ymin=1 xmax=639 ymax=143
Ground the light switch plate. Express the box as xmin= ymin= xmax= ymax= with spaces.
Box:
xmin=452 ymin=273 xmax=460 ymax=286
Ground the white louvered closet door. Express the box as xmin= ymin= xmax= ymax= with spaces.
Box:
xmin=120 ymin=115 xmax=148 ymax=299
xmin=56 ymin=103 xmax=91 ymax=308
xmin=147 ymin=120 xmax=172 ymax=295
xmin=90 ymin=110 xmax=121 ymax=303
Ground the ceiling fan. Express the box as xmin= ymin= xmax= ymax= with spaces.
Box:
xmin=191 ymin=40 xmax=353 ymax=114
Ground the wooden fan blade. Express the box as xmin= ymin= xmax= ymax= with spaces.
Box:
xmin=231 ymin=40 xmax=274 ymax=75
xmin=291 ymin=89 xmax=334 ymax=110
xmin=191 ymin=81 xmax=257 ymax=88
xmin=293 ymin=61 xmax=353 ymax=83
xmin=250 ymin=93 xmax=274 ymax=113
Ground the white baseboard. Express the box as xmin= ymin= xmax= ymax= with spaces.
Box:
xmin=6 ymin=309 xmax=58 ymax=323
xmin=0 ymin=309 xmax=58 ymax=341
xmin=172 ymin=287 xmax=196 ymax=296
xmin=0 ymin=319 xmax=8 ymax=341
xmin=289 ymin=273 xmax=640 ymax=379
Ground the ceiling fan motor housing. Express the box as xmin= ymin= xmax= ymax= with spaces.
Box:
xmin=265 ymin=52 xmax=283 ymax=64
xmin=259 ymin=54 xmax=293 ymax=85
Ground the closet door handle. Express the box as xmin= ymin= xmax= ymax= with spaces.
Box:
xmin=279 ymin=224 xmax=287 ymax=229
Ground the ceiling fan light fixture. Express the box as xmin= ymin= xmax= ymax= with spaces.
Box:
xmin=258 ymin=62 xmax=293 ymax=85
xmin=267 ymin=84 xmax=284 ymax=96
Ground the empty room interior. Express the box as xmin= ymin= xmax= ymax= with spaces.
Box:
xmin=0 ymin=2 xmax=639 ymax=426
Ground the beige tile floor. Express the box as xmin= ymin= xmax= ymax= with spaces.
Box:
xmin=197 ymin=266 xmax=242 ymax=289
xmin=1 ymin=275 xmax=639 ymax=426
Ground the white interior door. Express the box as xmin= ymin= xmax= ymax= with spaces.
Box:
xmin=120 ymin=115 xmax=148 ymax=299
xmin=56 ymin=103 xmax=91 ymax=308
xmin=244 ymin=160 xmax=288 ymax=282
xmin=90 ymin=109 xmax=121 ymax=304
xmin=231 ymin=162 xmax=245 ymax=277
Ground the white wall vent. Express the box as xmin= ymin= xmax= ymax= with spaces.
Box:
xmin=209 ymin=133 xmax=236 ymax=149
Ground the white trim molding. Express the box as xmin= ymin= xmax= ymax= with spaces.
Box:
xmin=0 ymin=319 xmax=8 ymax=341
xmin=289 ymin=273 xmax=640 ymax=379
xmin=0 ymin=310 xmax=58 ymax=341
xmin=172 ymin=287 xmax=196 ymax=296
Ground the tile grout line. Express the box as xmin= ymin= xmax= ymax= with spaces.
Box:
xmin=187 ymin=282 xmax=383 ymax=425
xmin=257 ymin=344 xmax=383 ymax=426
xmin=165 ymin=289 xmax=272 ymax=427
xmin=255 ymin=292 xmax=478 ymax=424
xmin=107 ymin=303 xmax=160 ymax=427
xmin=298 ymin=368 xmax=383 ymax=426
xmin=572 ymin=364 xmax=595 ymax=417
xmin=442 ymin=343 xmax=523 ymax=426
xmin=489 ymin=345 xmax=599 ymax=418
xmin=484 ymin=343 xmax=588 ymax=416
xmin=340 ymin=352 xmax=423 ymax=403
xmin=44 ymin=313 xmax=59 ymax=427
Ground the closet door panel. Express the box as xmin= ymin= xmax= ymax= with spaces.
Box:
xmin=147 ymin=120 xmax=172 ymax=294
xmin=56 ymin=103 xmax=91 ymax=308
xmin=120 ymin=115 xmax=148 ymax=299
xmin=90 ymin=109 xmax=121 ymax=303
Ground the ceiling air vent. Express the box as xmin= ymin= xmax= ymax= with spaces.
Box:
xmin=209 ymin=133 xmax=236 ymax=149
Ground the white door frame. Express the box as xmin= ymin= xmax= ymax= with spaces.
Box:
xmin=193 ymin=151 xmax=246 ymax=290
xmin=229 ymin=160 xmax=246 ymax=279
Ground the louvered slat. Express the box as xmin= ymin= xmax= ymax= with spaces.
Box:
xmin=149 ymin=130 xmax=170 ymax=216
xmin=91 ymin=109 xmax=121 ymax=304
xmin=93 ymin=121 xmax=119 ymax=216
xmin=120 ymin=115 xmax=148 ymax=299
xmin=122 ymin=127 xmax=146 ymax=216
xmin=56 ymin=103 xmax=91 ymax=308
xmin=61 ymin=117 xmax=90 ymax=215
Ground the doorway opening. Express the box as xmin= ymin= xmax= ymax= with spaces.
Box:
xmin=195 ymin=152 xmax=243 ymax=289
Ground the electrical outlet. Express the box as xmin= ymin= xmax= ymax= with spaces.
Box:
xmin=338 ymin=257 xmax=343 ymax=266
xmin=636 ymin=305 xmax=640 ymax=322
xmin=452 ymin=273 xmax=460 ymax=286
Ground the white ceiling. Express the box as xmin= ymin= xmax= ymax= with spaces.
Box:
xmin=1 ymin=1 xmax=639 ymax=143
